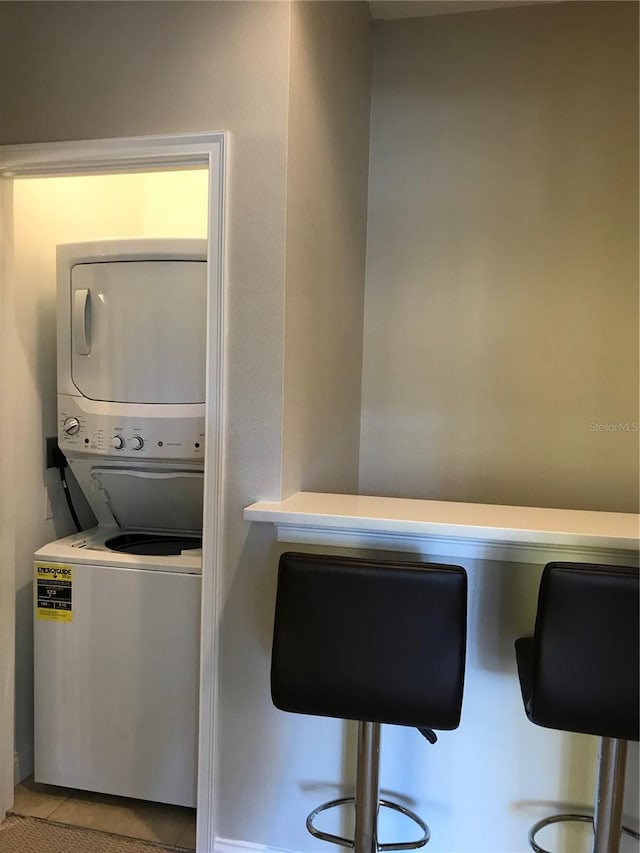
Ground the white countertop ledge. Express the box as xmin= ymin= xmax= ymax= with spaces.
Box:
xmin=243 ymin=492 xmax=639 ymax=565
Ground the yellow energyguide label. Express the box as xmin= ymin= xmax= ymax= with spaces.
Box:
xmin=35 ymin=562 xmax=73 ymax=622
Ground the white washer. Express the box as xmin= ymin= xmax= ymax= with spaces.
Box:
xmin=34 ymin=469 xmax=203 ymax=808
xmin=34 ymin=537 xmax=201 ymax=807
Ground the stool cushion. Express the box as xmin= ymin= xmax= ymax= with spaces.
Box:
xmin=271 ymin=552 xmax=467 ymax=730
xmin=515 ymin=562 xmax=639 ymax=742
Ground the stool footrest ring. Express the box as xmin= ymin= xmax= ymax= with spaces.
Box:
xmin=306 ymin=796 xmax=430 ymax=851
xmin=529 ymin=813 xmax=640 ymax=853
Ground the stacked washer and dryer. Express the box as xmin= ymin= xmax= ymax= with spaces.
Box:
xmin=33 ymin=239 xmax=207 ymax=808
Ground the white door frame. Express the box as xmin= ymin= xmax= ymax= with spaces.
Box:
xmin=0 ymin=168 xmax=17 ymax=831
xmin=0 ymin=132 xmax=226 ymax=853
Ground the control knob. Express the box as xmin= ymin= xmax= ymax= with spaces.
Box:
xmin=111 ymin=435 xmax=124 ymax=450
xmin=63 ymin=417 xmax=80 ymax=436
xmin=130 ymin=436 xmax=144 ymax=451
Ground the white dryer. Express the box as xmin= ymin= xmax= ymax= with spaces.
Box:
xmin=56 ymin=238 xmax=207 ymax=460
xmin=34 ymin=239 xmax=208 ymax=807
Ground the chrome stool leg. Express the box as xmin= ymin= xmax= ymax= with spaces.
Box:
xmin=306 ymin=721 xmax=430 ymax=852
xmin=528 ymin=737 xmax=640 ymax=853
xmin=593 ymin=737 xmax=630 ymax=853
xmin=355 ymin=721 xmax=381 ymax=853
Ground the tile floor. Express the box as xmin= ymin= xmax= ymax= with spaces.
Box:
xmin=10 ymin=777 xmax=196 ymax=851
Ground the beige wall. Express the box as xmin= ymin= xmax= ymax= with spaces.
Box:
xmin=282 ymin=1 xmax=372 ymax=496
xmin=360 ymin=1 xmax=639 ymax=513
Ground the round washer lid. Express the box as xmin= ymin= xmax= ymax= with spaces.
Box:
xmin=105 ymin=532 xmax=202 ymax=556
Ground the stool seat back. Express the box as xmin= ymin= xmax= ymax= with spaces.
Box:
xmin=516 ymin=562 xmax=639 ymax=741
xmin=271 ymin=552 xmax=467 ymax=730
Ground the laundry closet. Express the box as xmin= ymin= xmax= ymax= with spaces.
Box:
xmin=9 ymin=169 xmax=210 ymax=812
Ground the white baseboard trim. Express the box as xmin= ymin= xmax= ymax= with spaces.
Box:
xmin=13 ymin=746 xmax=33 ymax=785
xmin=215 ymin=838 xmax=300 ymax=853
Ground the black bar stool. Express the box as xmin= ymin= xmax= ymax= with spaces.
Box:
xmin=515 ymin=561 xmax=640 ymax=853
xmin=270 ymin=552 xmax=467 ymax=853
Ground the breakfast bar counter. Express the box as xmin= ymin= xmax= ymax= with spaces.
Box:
xmin=244 ymin=492 xmax=639 ymax=565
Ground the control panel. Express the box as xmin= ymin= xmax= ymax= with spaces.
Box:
xmin=58 ymin=395 xmax=205 ymax=462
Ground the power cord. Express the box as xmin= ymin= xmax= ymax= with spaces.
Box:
xmin=52 ymin=446 xmax=82 ymax=532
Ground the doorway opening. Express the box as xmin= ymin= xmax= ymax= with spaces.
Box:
xmin=0 ymin=134 xmax=226 ymax=853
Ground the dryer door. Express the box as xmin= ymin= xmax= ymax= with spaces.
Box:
xmin=70 ymin=260 xmax=206 ymax=404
